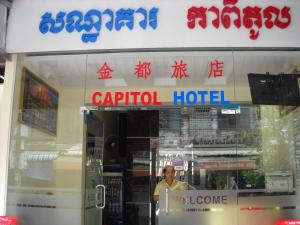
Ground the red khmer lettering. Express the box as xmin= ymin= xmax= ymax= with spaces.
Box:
xmin=263 ymin=6 xmax=291 ymax=29
xmin=223 ymin=0 xmax=238 ymax=4
xmin=221 ymin=4 xmax=241 ymax=29
xmin=208 ymin=6 xmax=220 ymax=28
xmin=186 ymin=0 xmax=292 ymax=41
xmin=242 ymin=6 xmax=262 ymax=40
xmin=222 ymin=0 xmax=240 ymax=29
xmin=187 ymin=6 xmax=207 ymax=29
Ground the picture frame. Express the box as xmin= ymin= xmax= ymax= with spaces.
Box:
xmin=279 ymin=105 xmax=298 ymax=118
xmin=20 ymin=67 xmax=59 ymax=135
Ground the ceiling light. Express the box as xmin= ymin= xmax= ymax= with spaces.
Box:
xmin=153 ymin=78 xmax=176 ymax=86
xmin=104 ymin=78 xmax=127 ymax=87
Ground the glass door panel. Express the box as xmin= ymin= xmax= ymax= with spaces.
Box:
xmin=84 ymin=110 xmax=104 ymax=225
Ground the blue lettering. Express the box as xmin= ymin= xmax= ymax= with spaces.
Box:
xmin=186 ymin=91 xmax=197 ymax=106
xmin=66 ymin=10 xmax=83 ymax=33
xmin=39 ymin=12 xmax=54 ymax=34
xmin=220 ymin=91 xmax=230 ymax=105
xmin=50 ymin=11 xmax=66 ymax=33
xmin=173 ymin=91 xmax=185 ymax=106
xmin=136 ymin=8 xmax=147 ymax=30
xmin=82 ymin=9 xmax=102 ymax=32
xmin=210 ymin=91 xmax=220 ymax=105
xmin=149 ymin=7 xmax=159 ymax=29
xmin=80 ymin=10 xmax=102 ymax=42
xmin=103 ymin=9 xmax=114 ymax=30
xmin=39 ymin=7 xmax=159 ymax=43
xmin=115 ymin=8 xmax=135 ymax=31
xmin=39 ymin=11 xmax=66 ymax=34
xmin=81 ymin=33 xmax=99 ymax=43
xmin=197 ymin=91 xmax=208 ymax=105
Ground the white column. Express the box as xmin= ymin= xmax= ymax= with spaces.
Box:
xmin=0 ymin=54 xmax=18 ymax=216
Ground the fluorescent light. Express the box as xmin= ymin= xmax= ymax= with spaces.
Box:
xmin=153 ymin=78 xmax=176 ymax=86
xmin=203 ymin=77 xmax=227 ymax=85
xmin=104 ymin=78 xmax=127 ymax=87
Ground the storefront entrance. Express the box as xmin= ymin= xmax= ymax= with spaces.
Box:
xmin=82 ymin=105 xmax=300 ymax=225
xmin=4 ymin=51 xmax=300 ymax=225
xmin=84 ymin=110 xmax=158 ymax=225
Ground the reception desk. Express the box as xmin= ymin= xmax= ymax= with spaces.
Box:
xmin=158 ymin=189 xmax=300 ymax=225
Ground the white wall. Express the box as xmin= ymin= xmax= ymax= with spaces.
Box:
xmin=0 ymin=4 xmax=6 ymax=51
xmin=0 ymin=84 xmax=3 ymax=120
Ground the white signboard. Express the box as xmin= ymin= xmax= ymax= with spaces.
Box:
xmin=6 ymin=0 xmax=300 ymax=53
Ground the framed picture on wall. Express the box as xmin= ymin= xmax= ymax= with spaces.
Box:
xmin=20 ymin=67 xmax=59 ymax=135
xmin=279 ymin=105 xmax=298 ymax=117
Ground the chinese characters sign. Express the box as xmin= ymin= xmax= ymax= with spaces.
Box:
xmin=96 ymin=60 xmax=193 ymax=80
xmin=96 ymin=59 xmax=224 ymax=80
xmin=135 ymin=61 xmax=151 ymax=79
xmin=97 ymin=62 xmax=113 ymax=80
xmin=92 ymin=59 xmax=233 ymax=107
xmin=171 ymin=60 xmax=189 ymax=79
xmin=208 ymin=60 xmax=224 ymax=78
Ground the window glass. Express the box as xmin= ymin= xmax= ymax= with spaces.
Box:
xmin=6 ymin=54 xmax=87 ymax=225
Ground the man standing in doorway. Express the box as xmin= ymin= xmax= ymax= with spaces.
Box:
xmin=153 ymin=165 xmax=187 ymax=201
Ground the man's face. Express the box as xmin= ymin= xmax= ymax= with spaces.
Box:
xmin=164 ymin=166 xmax=175 ymax=181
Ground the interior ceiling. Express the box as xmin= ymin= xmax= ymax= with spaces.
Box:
xmin=24 ymin=51 xmax=300 ymax=89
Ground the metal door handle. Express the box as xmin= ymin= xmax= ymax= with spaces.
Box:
xmin=165 ymin=188 xmax=169 ymax=215
xmin=95 ymin=184 xmax=106 ymax=209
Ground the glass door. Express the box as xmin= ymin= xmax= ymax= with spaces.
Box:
xmin=157 ymin=107 xmax=239 ymax=225
xmin=84 ymin=110 xmax=105 ymax=225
